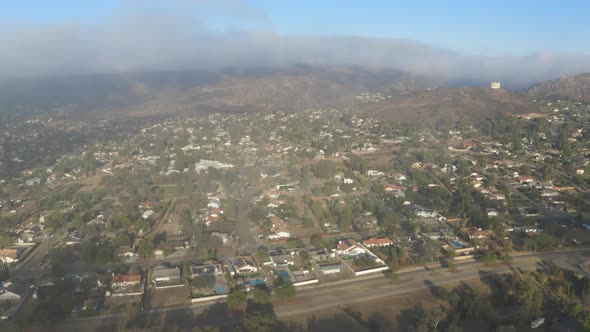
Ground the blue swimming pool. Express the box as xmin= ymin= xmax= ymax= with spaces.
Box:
xmin=453 ymin=241 xmax=463 ymax=248
xmin=249 ymin=279 xmax=265 ymax=286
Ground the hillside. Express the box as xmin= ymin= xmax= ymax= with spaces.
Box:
xmin=0 ymin=66 xmax=544 ymax=123
xmin=93 ymin=66 xmax=437 ymax=118
xmin=358 ymin=87 xmax=541 ymax=123
xmin=528 ymin=73 xmax=590 ymax=103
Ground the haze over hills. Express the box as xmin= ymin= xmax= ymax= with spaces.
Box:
xmin=0 ymin=65 xmax=437 ymax=116
xmin=528 ymin=73 xmax=590 ymax=103
xmin=0 ymin=65 xmax=550 ymax=123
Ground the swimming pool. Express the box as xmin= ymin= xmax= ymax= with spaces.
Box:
xmin=453 ymin=241 xmax=463 ymax=248
xmin=249 ymin=279 xmax=265 ymax=286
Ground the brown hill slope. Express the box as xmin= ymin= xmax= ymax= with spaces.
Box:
xmin=359 ymin=87 xmax=540 ymax=123
xmin=528 ymin=73 xmax=590 ymax=103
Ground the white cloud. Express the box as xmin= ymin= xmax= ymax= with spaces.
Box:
xmin=0 ymin=3 xmax=589 ymax=88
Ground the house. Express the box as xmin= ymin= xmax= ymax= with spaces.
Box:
xmin=207 ymin=198 xmax=221 ymax=209
xmin=343 ymin=178 xmax=354 ymax=184
xmin=268 ymin=226 xmax=290 ymax=240
xmin=142 ymin=210 xmax=155 ymax=219
xmin=0 ymin=290 xmax=21 ymax=302
xmin=536 ymin=182 xmax=554 ymax=190
xmin=0 ymin=281 xmax=28 ymax=319
xmin=576 ymin=169 xmax=585 ymax=175
xmin=337 ymin=239 xmax=366 ymax=257
xmin=415 ymin=209 xmax=436 ymax=218
xmin=541 ymin=190 xmax=559 ymax=198
xmin=515 ymin=225 xmax=544 ymax=234
xmin=460 ymin=227 xmax=488 ymax=239
xmin=110 ymin=270 xmax=143 ymax=296
xmin=115 ymin=246 xmax=138 ymax=262
xmin=394 ymin=174 xmax=407 ymax=183
xmin=152 ymin=267 xmax=182 ymax=288
xmin=363 ymin=237 xmax=394 ymax=248
xmin=486 ymin=209 xmax=499 ymax=217
xmin=191 ymin=262 xmax=223 ymax=278
xmin=231 ymin=257 xmax=258 ymax=275
xmin=211 ymin=232 xmax=230 ymax=245
xmin=384 ymin=183 xmax=401 ymax=192
xmin=305 ymin=248 xmax=331 ymax=262
xmin=156 ymin=236 xmax=186 ymax=253
xmin=0 ymin=249 xmax=19 ymax=263
xmin=367 ymin=170 xmax=385 ymax=177
xmin=320 ymin=263 xmax=343 ymax=275
xmin=425 ymin=231 xmax=443 ymax=240
xmin=112 ymin=272 xmax=142 ymax=287
xmin=268 ymin=217 xmax=291 ymax=240
xmin=17 ymin=231 xmax=35 ymax=244
xmin=268 ymin=248 xmax=295 ymax=267
xmin=353 ymin=216 xmax=378 ymax=230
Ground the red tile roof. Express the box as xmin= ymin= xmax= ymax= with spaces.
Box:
xmin=112 ymin=273 xmax=141 ymax=283
xmin=337 ymin=239 xmax=360 ymax=251
xmin=363 ymin=237 xmax=393 ymax=246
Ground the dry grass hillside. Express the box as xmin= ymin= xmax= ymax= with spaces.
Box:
xmin=528 ymin=73 xmax=590 ymax=103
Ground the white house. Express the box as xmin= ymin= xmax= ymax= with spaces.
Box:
xmin=415 ymin=209 xmax=436 ymax=218
xmin=142 ymin=210 xmax=154 ymax=219
xmin=0 ymin=290 xmax=21 ymax=302
xmin=337 ymin=239 xmax=366 ymax=257
xmin=231 ymin=258 xmax=258 ymax=275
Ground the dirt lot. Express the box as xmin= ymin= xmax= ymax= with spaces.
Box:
xmin=102 ymin=295 xmax=142 ymax=314
xmin=75 ymin=174 xmax=106 ymax=192
xmin=148 ymin=285 xmax=190 ymax=308
xmin=282 ymin=278 xmax=491 ymax=331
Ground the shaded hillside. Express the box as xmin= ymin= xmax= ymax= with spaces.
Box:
xmin=0 ymin=65 xmax=435 ymax=117
xmin=528 ymin=73 xmax=590 ymax=103
xmin=358 ymin=87 xmax=540 ymax=123
xmin=92 ymin=66 xmax=437 ymax=118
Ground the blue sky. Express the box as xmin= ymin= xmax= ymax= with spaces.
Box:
xmin=1 ymin=0 xmax=588 ymax=55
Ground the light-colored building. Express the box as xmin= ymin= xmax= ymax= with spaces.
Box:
xmin=320 ymin=263 xmax=343 ymax=275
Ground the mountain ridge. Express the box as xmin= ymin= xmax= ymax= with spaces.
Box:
xmin=528 ymin=73 xmax=590 ymax=103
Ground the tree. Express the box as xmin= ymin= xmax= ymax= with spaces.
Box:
xmin=0 ymin=235 xmax=12 ymax=249
xmin=114 ymin=231 xmax=132 ymax=247
xmin=558 ymin=128 xmax=572 ymax=159
xmin=274 ymin=284 xmax=296 ymax=301
xmin=480 ymin=253 xmax=497 ymax=264
xmin=256 ymin=248 xmax=269 ymax=262
xmin=80 ymin=239 xmax=98 ymax=264
xmin=45 ymin=212 xmax=65 ymax=230
xmin=242 ymin=310 xmax=278 ymax=332
xmin=300 ymin=251 xmax=310 ymax=264
xmin=388 ymin=272 xmax=400 ymax=283
xmin=252 ymin=287 xmax=272 ymax=304
xmin=248 ymin=206 xmax=266 ymax=223
xmin=95 ymin=245 xmax=114 ymax=265
xmin=227 ymin=291 xmax=247 ymax=311
xmin=338 ymin=207 xmax=353 ymax=231
xmin=138 ymin=237 xmax=155 ymax=258
xmin=310 ymin=235 xmax=324 ymax=249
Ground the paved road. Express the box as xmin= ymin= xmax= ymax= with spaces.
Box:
xmin=236 ymin=187 xmax=259 ymax=252
xmin=49 ymin=248 xmax=590 ymax=332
